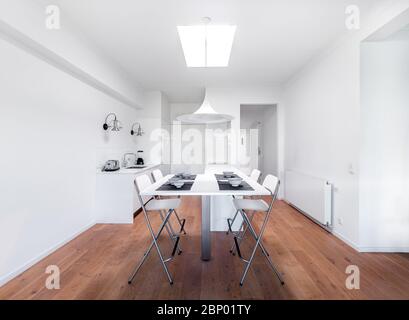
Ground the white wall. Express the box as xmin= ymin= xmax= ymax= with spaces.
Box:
xmin=360 ymin=39 xmax=409 ymax=251
xmin=282 ymin=1 xmax=409 ymax=248
xmin=262 ymin=107 xmax=278 ymax=177
xmin=0 ymin=0 xmax=166 ymax=285
xmin=160 ymin=93 xmax=171 ymax=174
xmin=132 ymin=91 xmax=163 ymax=167
xmin=169 ymin=103 xmax=199 ymax=121
xmin=96 ymin=102 xmax=163 ymax=169
xmin=283 ymin=43 xmax=361 ymax=246
xmin=0 ymin=36 xmax=145 ymax=285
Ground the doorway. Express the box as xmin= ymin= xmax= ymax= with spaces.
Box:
xmin=239 ymin=104 xmax=278 ymax=179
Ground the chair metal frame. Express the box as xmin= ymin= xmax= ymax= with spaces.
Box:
xmin=226 ymin=169 xmax=261 ymax=235
xmin=228 ymin=210 xmax=270 ymax=258
xmin=230 ymin=178 xmax=285 ymax=286
xmin=152 ymin=169 xmax=186 ymax=235
xmin=128 ymin=176 xmax=182 ymax=285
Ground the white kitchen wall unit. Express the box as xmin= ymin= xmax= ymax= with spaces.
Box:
xmin=285 ymin=170 xmax=332 ymax=228
xmin=95 ymin=165 xmax=159 ymax=224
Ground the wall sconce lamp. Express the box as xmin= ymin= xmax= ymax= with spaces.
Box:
xmin=130 ymin=122 xmax=144 ymax=136
xmin=103 ymin=113 xmax=122 ymax=131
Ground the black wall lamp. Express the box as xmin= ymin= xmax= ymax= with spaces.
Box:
xmin=131 ymin=122 xmax=144 ymax=136
xmin=103 ymin=113 xmax=122 ymax=131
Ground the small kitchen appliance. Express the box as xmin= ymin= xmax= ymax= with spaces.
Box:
xmin=102 ymin=160 xmax=120 ymax=172
xmin=136 ymin=150 xmax=144 ymax=166
xmin=123 ymin=153 xmax=137 ymax=168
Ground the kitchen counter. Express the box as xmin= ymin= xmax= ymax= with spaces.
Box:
xmin=95 ymin=164 xmax=160 ymax=224
xmin=96 ymin=164 xmax=160 ymax=175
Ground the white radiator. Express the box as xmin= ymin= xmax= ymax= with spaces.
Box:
xmin=285 ymin=170 xmax=332 ymax=228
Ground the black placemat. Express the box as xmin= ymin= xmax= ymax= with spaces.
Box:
xmin=215 ymin=173 xmax=239 ymax=180
xmin=217 ymin=181 xmax=254 ymax=191
xmin=156 ymin=182 xmax=194 ymax=191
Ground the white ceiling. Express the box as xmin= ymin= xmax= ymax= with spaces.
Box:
xmin=41 ymin=0 xmax=377 ymax=102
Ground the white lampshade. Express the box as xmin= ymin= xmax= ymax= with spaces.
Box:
xmin=176 ymin=92 xmax=234 ymax=124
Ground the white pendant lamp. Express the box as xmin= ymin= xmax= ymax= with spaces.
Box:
xmin=176 ymin=91 xmax=234 ymax=124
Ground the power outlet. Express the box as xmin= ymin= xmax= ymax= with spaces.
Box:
xmin=338 ymin=217 xmax=344 ymax=226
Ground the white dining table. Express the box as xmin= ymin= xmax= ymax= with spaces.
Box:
xmin=140 ymin=169 xmax=271 ymax=261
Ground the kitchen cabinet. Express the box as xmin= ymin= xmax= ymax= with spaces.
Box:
xmin=95 ymin=165 xmax=160 ymax=224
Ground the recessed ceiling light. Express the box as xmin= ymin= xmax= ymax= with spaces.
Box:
xmin=177 ymin=18 xmax=236 ymax=67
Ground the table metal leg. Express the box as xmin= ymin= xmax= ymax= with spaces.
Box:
xmin=201 ymin=195 xmax=211 ymax=261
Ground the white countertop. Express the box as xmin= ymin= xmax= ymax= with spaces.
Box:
xmin=96 ymin=164 xmax=160 ymax=175
xmin=140 ymin=167 xmax=270 ymax=197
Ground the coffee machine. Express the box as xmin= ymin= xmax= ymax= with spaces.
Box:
xmin=136 ymin=150 xmax=144 ymax=166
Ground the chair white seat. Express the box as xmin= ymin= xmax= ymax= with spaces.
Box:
xmin=145 ymin=199 xmax=181 ymax=211
xmin=233 ymin=199 xmax=269 ymax=212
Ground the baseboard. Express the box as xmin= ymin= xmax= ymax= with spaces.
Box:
xmin=333 ymin=231 xmax=409 ymax=253
xmin=358 ymin=247 xmax=409 ymax=253
xmin=284 ymin=200 xmax=333 ymax=233
xmin=280 ymin=202 xmax=409 ymax=254
xmin=0 ymin=221 xmax=95 ymax=287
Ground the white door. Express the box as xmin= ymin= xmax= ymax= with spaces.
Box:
xmin=238 ymin=128 xmax=259 ymax=175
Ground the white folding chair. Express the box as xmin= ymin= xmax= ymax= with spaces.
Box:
xmin=128 ymin=174 xmax=182 ymax=285
xmin=226 ymin=169 xmax=262 ymax=234
xmin=249 ymin=169 xmax=261 ymax=183
xmin=230 ymin=174 xmax=284 ymax=286
xmin=151 ymin=169 xmax=164 ymax=183
xmin=151 ymin=169 xmax=186 ymax=234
